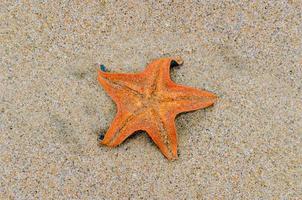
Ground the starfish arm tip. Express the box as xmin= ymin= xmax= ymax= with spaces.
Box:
xmin=172 ymin=56 xmax=183 ymax=65
xmin=97 ymin=69 xmax=105 ymax=78
xmin=210 ymin=94 xmax=218 ymax=103
xmin=166 ymin=153 xmax=178 ymax=160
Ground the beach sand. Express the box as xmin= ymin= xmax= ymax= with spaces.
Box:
xmin=1 ymin=1 xmax=301 ymax=199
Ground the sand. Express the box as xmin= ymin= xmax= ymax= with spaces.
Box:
xmin=1 ymin=1 xmax=301 ymax=199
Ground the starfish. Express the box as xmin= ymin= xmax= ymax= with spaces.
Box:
xmin=98 ymin=57 xmax=217 ymax=160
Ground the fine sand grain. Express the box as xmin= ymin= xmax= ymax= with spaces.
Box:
xmin=1 ymin=1 xmax=301 ymax=199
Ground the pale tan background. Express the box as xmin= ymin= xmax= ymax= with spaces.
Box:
xmin=1 ymin=0 xmax=302 ymax=199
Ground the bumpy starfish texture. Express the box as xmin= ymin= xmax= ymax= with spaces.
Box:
xmin=98 ymin=57 xmax=217 ymax=160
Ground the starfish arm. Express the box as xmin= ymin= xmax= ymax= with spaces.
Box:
xmin=146 ymin=110 xmax=178 ymax=160
xmin=101 ymin=110 xmax=147 ymax=147
xmin=98 ymin=70 xmax=145 ymax=112
xmin=143 ymin=57 xmax=183 ymax=94
xmin=98 ymin=70 xmax=149 ymax=101
xmin=144 ymin=57 xmax=183 ymax=77
xmin=98 ymin=70 xmax=147 ymax=95
xmin=100 ymin=109 xmax=132 ymax=145
xmin=101 ymin=108 xmax=178 ymax=160
xmin=162 ymin=83 xmax=217 ymax=115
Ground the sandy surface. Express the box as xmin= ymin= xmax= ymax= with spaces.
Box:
xmin=1 ymin=1 xmax=302 ymax=199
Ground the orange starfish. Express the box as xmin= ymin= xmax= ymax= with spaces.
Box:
xmin=98 ymin=57 xmax=217 ymax=160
